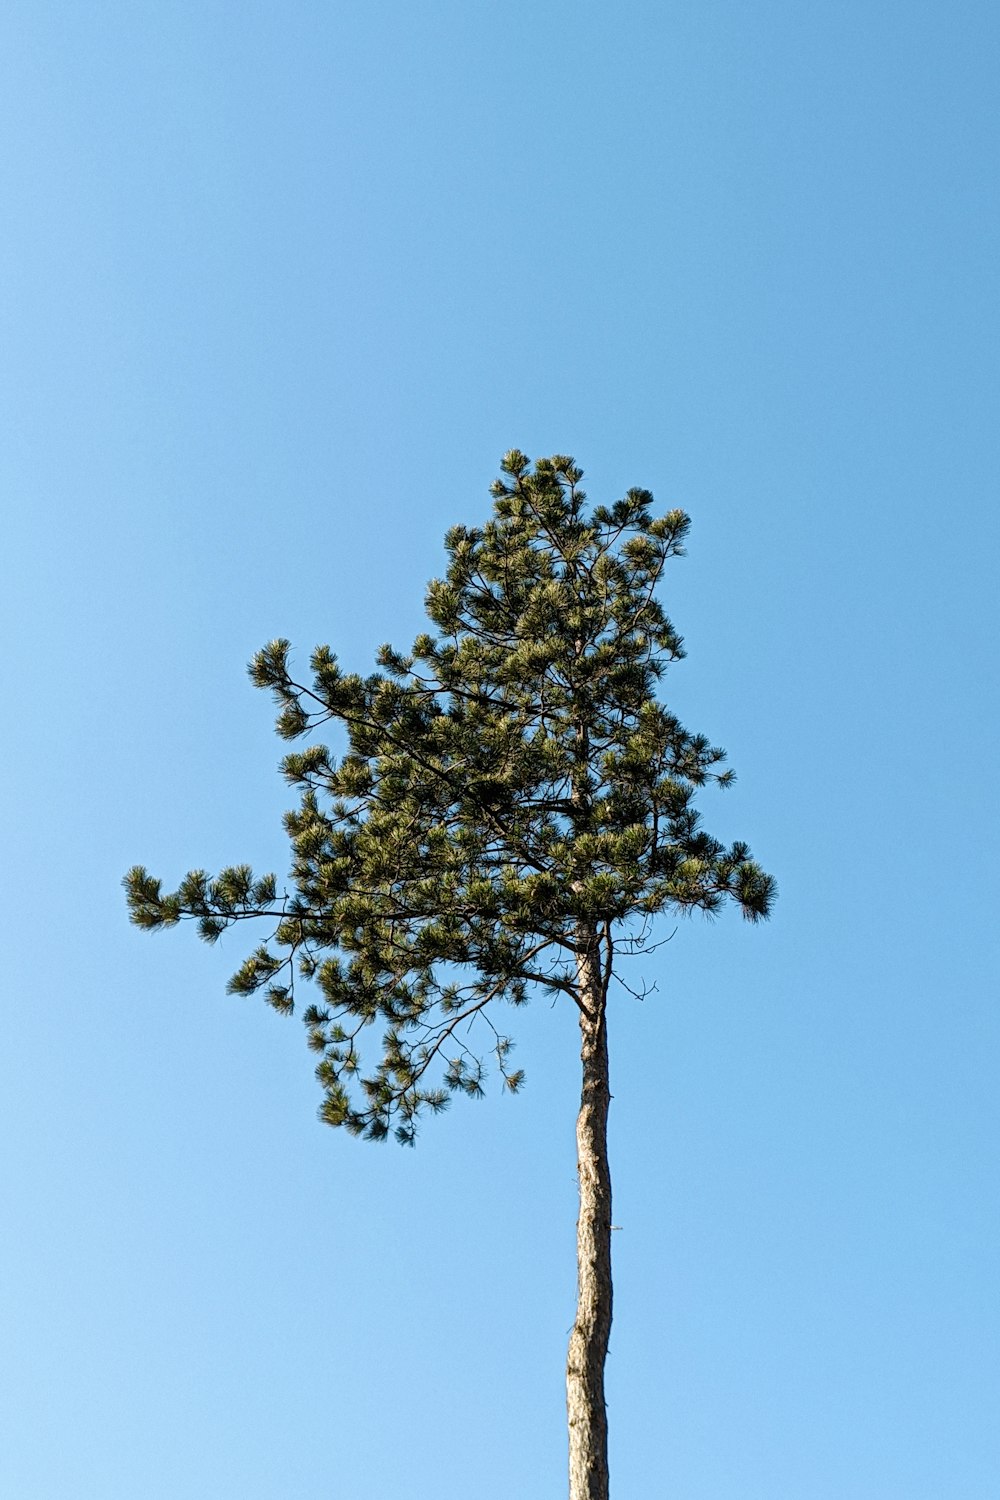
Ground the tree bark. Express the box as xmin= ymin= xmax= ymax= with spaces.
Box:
xmin=567 ymin=934 xmax=612 ymax=1500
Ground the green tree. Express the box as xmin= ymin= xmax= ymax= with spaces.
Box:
xmin=126 ymin=452 xmax=773 ymax=1500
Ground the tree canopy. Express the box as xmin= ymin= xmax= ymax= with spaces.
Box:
xmin=125 ymin=451 xmax=773 ymax=1144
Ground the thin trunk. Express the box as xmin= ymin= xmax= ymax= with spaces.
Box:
xmin=567 ymin=932 xmax=613 ymax=1500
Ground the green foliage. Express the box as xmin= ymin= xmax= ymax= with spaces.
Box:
xmin=125 ymin=453 xmax=774 ymax=1143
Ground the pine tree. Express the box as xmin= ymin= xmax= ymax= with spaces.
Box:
xmin=125 ymin=452 xmax=774 ymax=1500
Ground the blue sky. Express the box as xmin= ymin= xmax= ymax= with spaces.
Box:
xmin=1 ymin=3 xmax=997 ymax=1496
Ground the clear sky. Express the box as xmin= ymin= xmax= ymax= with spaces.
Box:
xmin=1 ymin=3 xmax=997 ymax=1496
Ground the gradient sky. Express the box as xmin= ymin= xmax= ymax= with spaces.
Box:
xmin=1 ymin=3 xmax=998 ymax=1497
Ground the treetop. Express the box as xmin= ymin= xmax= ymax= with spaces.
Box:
xmin=126 ymin=453 xmax=773 ymax=1142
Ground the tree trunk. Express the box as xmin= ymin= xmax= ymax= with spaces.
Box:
xmin=567 ymin=936 xmax=612 ymax=1500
